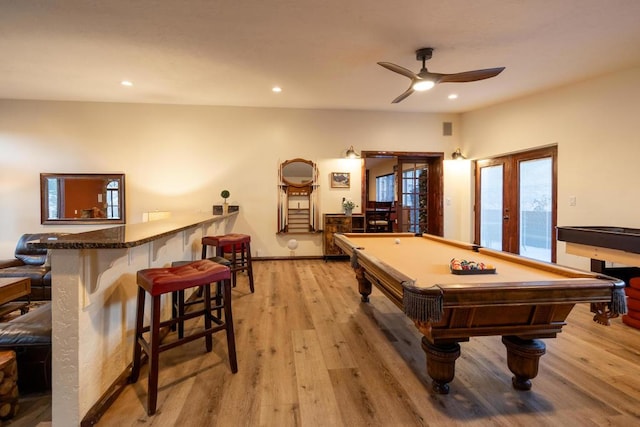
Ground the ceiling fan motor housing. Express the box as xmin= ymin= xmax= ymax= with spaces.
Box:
xmin=416 ymin=48 xmax=433 ymax=61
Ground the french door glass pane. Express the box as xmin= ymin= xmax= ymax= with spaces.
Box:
xmin=401 ymin=162 xmax=427 ymax=233
xmin=480 ymin=165 xmax=503 ymax=250
xmin=519 ymin=158 xmax=552 ymax=261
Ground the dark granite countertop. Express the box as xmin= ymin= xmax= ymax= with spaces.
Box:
xmin=28 ymin=212 xmax=237 ymax=249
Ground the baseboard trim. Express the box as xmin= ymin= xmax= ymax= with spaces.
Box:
xmin=253 ymin=255 xmax=324 ymax=261
xmin=81 ymin=364 xmax=132 ymax=426
xmin=80 ymin=328 xmax=168 ymax=426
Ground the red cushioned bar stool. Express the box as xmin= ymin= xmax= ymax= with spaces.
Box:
xmin=202 ymin=233 xmax=254 ymax=293
xmin=130 ymin=259 xmax=237 ymax=416
xmin=170 ymin=256 xmax=231 ymax=339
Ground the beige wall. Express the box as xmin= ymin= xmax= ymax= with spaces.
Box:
xmin=3 ymin=66 xmax=637 ymax=262
xmin=461 ymin=66 xmax=640 ymax=270
xmin=0 ymin=101 xmax=459 ymax=257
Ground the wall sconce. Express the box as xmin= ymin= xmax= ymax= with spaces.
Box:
xmin=451 ymin=148 xmax=466 ymax=160
xmin=345 ymin=145 xmax=360 ymax=159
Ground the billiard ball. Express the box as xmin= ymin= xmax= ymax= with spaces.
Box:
xmin=394 ymin=238 xmax=400 ymax=244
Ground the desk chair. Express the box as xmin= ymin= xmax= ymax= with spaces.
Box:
xmin=367 ymin=202 xmax=393 ymax=232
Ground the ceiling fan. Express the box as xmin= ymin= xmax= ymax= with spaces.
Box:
xmin=378 ymin=47 xmax=505 ymax=103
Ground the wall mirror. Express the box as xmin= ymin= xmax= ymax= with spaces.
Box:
xmin=278 ymin=159 xmax=319 ymax=233
xmin=40 ymin=173 xmax=126 ymax=225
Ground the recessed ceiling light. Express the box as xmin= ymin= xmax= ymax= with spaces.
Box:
xmin=272 ymin=86 xmax=282 ymax=93
xmin=448 ymin=94 xmax=458 ymax=100
xmin=121 ymin=80 xmax=133 ymax=87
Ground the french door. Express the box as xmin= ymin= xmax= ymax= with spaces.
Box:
xmin=475 ymin=146 xmax=557 ymax=262
xmin=397 ymin=157 xmax=443 ymax=235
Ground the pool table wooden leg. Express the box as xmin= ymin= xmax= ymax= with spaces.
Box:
xmin=355 ymin=266 xmax=372 ymax=302
xmin=501 ymin=336 xmax=546 ymax=391
xmin=421 ymin=338 xmax=461 ymax=394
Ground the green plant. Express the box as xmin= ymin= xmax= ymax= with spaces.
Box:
xmin=342 ymin=199 xmax=357 ymax=210
xmin=220 ymin=190 xmax=230 ymax=202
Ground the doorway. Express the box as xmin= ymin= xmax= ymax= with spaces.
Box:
xmin=362 ymin=151 xmax=444 ymax=236
xmin=474 ymin=145 xmax=557 ymax=262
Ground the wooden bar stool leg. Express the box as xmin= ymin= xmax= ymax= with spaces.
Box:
xmin=245 ymin=242 xmax=255 ymax=293
xmin=214 ymin=281 xmax=223 ymax=321
xmin=147 ymin=295 xmax=162 ymax=416
xmin=170 ymin=291 xmax=178 ymax=332
xmin=203 ymin=283 xmax=213 ymax=352
xmin=230 ymin=244 xmax=238 ymax=288
xmin=177 ymin=289 xmax=186 ymax=338
xmin=130 ymin=287 xmax=146 ymax=383
xmin=222 ymin=278 xmax=238 ymax=373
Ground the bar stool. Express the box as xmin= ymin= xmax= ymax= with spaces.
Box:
xmin=202 ymin=233 xmax=255 ymax=293
xmin=130 ymin=259 xmax=237 ymax=416
xmin=170 ymin=256 xmax=231 ymax=339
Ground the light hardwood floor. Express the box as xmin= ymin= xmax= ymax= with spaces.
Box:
xmin=8 ymin=259 xmax=640 ymax=426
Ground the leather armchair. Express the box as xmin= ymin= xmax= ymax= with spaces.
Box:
xmin=0 ymin=233 xmax=67 ymax=301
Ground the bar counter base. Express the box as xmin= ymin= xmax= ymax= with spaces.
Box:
xmin=33 ymin=212 xmax=238 ymax=426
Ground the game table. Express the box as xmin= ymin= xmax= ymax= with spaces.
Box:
xmin=334 ymin=232 xmax=627 ymax=394
xmin=557 ymin=225 xmax=640 ymax=272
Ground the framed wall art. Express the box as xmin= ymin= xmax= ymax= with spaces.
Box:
xmin=330 ymin=172 xmax=350 ymax=188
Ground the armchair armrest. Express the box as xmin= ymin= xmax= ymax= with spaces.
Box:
xmin=0 ymin=259 xmax=24 ymax=269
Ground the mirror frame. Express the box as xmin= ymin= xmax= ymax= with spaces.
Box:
xmin=278 ymin=158 xmax=319 ymax=233
xmin=280 ymin=158 xmax=315 ymax=188
xmin=40 ymin=173 xmax=126 ymax=225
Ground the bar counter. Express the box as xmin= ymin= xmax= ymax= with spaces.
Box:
xmin=31 ymin=212 xmax=237 ymax=249
xmin=31 ymin=211 xmax=238 ymax=426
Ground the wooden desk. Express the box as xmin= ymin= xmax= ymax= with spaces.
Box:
xmin=0 ymin=277 xmax=30 ymax=317
xmin=335 ymin=232 xmax=626 ymax=394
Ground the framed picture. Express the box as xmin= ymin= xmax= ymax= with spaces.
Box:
xmin=331 ymin=172 xmax=350 ymax=188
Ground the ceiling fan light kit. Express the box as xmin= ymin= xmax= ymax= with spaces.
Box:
xmin=412 ymin=80 xmax=435 ymax=91
xmin=378 ymin=47 xmax=505 ymax=103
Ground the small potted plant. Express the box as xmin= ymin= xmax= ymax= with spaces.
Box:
xmin=220 ymin=190 xmax=230 ymax=214
xmin=342 ymin=198 xmax=357 ymax=216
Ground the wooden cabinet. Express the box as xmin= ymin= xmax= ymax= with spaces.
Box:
xmin=323 ymin=213 xmax=365 ymax=257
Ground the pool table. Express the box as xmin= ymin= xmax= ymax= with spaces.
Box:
xmin=334 ymin=232 xmax=627 ymax=394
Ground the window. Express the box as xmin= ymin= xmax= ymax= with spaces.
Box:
xmin=46 ymin=177 xmax=60 ymax=219
xmin=106 ymin=180 xmax=120 ymax=219
xmin=375 ymin=174 xmax=394 ymax=202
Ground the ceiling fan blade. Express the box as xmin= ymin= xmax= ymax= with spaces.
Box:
xmin=438 ymin=67 xmax=505 ymax=83
xmin=378 ymin=62 xmax=417 ymax=80
xmin=391 ymin=86 xmax=415 ymax=103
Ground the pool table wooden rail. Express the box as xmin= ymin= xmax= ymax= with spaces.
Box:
xmin=334 ymin=232 xmax=627 ymax=394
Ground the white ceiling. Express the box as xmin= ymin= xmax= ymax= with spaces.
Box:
xmin=2 ymin=0 xmax=640 ymax=113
